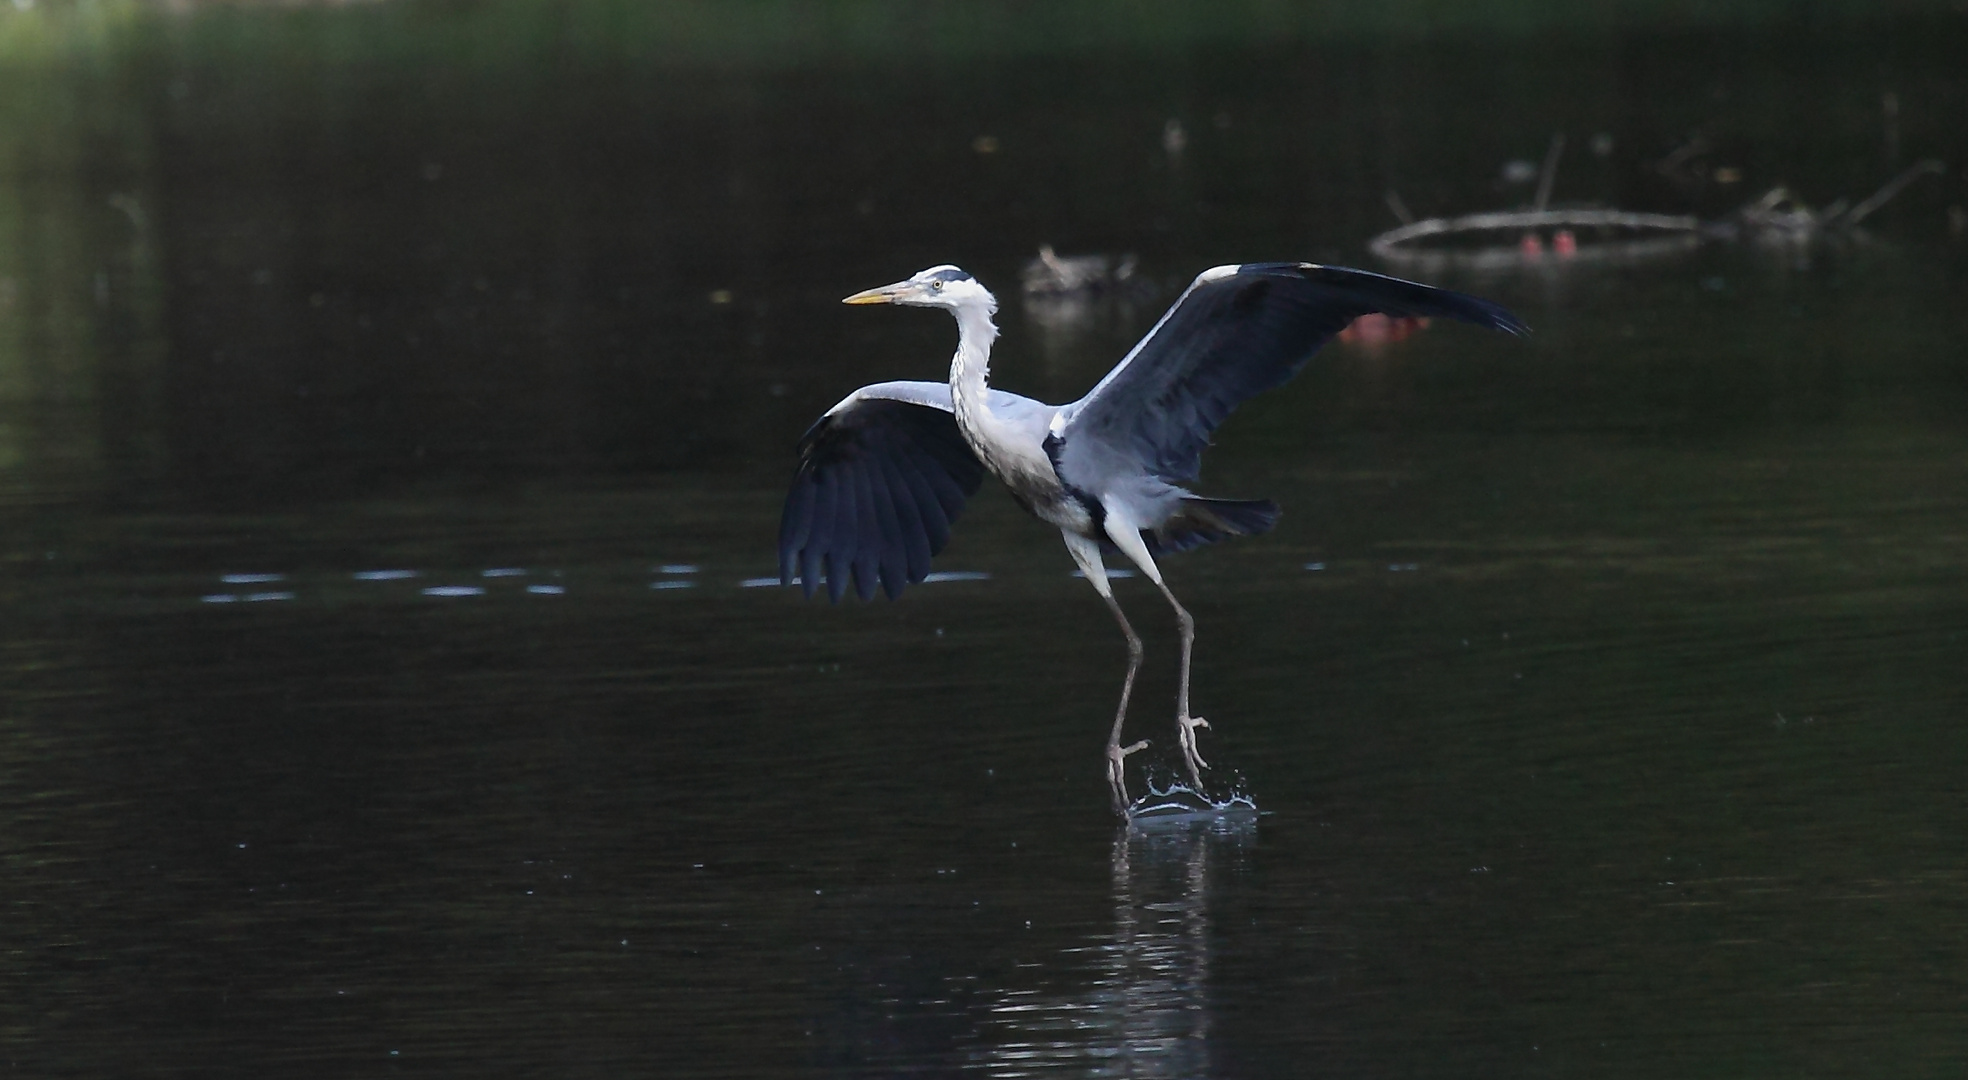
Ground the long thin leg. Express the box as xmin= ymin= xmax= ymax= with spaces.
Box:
xmin=1100 ymin=514 xmax=1211 ymax=791
xmin=1065 ymin=532 xmax=1148 ymax=815
xmin=1153 ymin=578 xmax=1210 ymax=788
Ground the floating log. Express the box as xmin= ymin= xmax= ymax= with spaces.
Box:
xmin=1368 ymin=208 xmax=1704 ymax=273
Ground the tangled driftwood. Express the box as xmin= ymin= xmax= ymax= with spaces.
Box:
xmin=1369 ymin=155 xmax=1944 ymax=272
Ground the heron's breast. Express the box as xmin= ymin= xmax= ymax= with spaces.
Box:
xmin=954 ymin=401 xmax=1096 ymax=533
xmin=973 ymin=447 xmax=1089 ymax=533
xmin=1001 ymin=468 xmax=1098 ymax=535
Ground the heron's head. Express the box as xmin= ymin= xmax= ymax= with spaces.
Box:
xmin=842 ymin=265 xmax=996 ymax=315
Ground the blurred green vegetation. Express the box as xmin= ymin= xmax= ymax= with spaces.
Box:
xmin=2 ymin=0 xmax=1965 ymax=75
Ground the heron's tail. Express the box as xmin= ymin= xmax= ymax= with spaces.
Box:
xmin=1147 ymin=497 xmax=1281 ymax=554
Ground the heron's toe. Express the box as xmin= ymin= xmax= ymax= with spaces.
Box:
xmin=1177 ymin=715 xmax=1210 ymax=771
xmin=1107 ymin=737 xmax=1149 ymax=770
xmin=1106 ymin=738 xmax=1150 ymax=815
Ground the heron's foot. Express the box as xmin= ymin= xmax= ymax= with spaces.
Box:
xmin=1106 ymin=738 xmax=1150 ymax=816
xmin=1177 ymin=714 xmax=1211 ymax=789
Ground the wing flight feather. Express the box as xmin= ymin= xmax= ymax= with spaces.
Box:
xmin=777 ymin=382 xmax=987 ymax=601
xmin=1057 ymin=263 xmax=1528 ymax=485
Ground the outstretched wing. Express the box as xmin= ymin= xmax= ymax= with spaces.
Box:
xmin=778 ymin=381 xmax=987 ymax=602
xmin=1054 ymin=263 xmax=1528 ymax=484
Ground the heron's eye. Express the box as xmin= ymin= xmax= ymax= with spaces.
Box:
xmin=930 ymin=280 xmax=945 ymax=291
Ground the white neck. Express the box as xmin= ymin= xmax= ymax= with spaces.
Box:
xmin=947 ymin=302 xmax=1003 ymax=445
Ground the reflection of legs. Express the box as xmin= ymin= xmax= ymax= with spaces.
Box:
xmin=1066 ymin=532 xmax=1147 ymax=815
xmin=1101 ymin=515 xmax=1210 ymax=791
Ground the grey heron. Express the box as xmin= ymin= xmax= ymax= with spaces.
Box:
xmin=778 ymin=262 xmax=1526 ymax=814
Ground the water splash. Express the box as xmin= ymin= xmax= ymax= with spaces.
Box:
xmin=1125 ymin=771 xmax=1258 ymax=824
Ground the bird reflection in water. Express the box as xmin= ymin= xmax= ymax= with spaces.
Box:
xmin=977 ymin=815 xmax=1255 ymax=1077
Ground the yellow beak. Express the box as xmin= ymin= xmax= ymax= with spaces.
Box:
xmin=841 ymin=280 xmax=916 ymax=305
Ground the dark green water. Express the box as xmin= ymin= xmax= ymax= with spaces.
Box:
xmin=4 ymin=3 xmax=1967 ymax=1076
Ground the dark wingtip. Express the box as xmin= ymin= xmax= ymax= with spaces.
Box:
xmin=1480 ymin=301 xmax=1532 ymax=337
xmin=1415 ymin=282 xmax=1531 ymax=337
xmin=852 ymin=564 xmax=879 ymax=602
xmin=1285 ymin=261 xmax=1530 ymax=336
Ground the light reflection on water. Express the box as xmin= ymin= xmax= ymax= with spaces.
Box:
xmin=168 ymin=561 xmax=1492 ymax=608
xmin=171 ymin=565 xmax=1007 ymax=604
xmin=977 ymin=822 xmax=1251 ymax=1078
